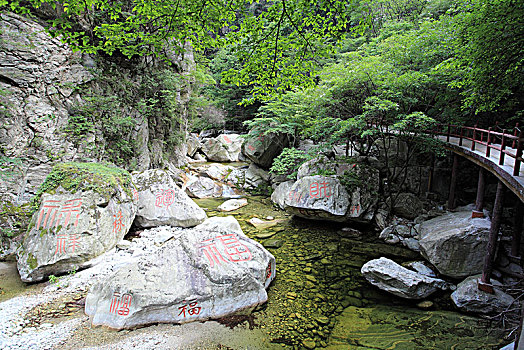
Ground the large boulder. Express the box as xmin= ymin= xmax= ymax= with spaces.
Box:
xmin=186 ymin=133 xmax=201 ymax=157
xmin=185 ymin=175 xmax=223 ymax=198
xmin=244 ymin=163 xmax=270 ymax=190
xmin=197 ymin=163 xmax=234 ymax=181
xmin=451 ymin=275 xmax=515 ymax=314
xmin=16 ymin=163 xmax=137 ymax=282
xmin=284 ymin=163 xmax=379 ymax=222
xmin=391 ymin=193 xmax=424 ymax=220
xmin=132 ymin=169 xmax=206 ymax=228
xmin=361 ymin=257 xmax=449 ymax=299
xmin=271 ymin=181 xmax=294 ymax=210
xmin=85 ymin=216 xmax=275 ymax=329
xmin=284 ymin=175 xmax=350 ymax=222
xmin=201 ymin=134 xmax=243 ymax=162
xmin=418 ymin=208 xmax=490 ymax=278
xmin=243 ymin=131 xmax=289 ymax=168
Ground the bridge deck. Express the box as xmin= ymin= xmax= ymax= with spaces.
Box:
xmin=437 ymin=135 xmax=524 ymax=202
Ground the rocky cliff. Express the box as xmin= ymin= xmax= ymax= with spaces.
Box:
xmin=0 ymin=12 xmax=194 ymax=239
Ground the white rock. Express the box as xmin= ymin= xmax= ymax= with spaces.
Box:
xmin=361 ymin=257 xmax=449 ymax=299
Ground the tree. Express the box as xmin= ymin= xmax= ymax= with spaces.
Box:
xmin=442 ymin=0 xmax=524 ymax=116
xmin=4 ymin=0 xmax=367 ymax=99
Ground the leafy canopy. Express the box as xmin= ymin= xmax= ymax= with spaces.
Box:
xmin=5 ymin=0 xmax=367 ymax=99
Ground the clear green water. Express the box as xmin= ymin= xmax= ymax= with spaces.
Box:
xmin=196 ymin=196 xmax=508 ymax=349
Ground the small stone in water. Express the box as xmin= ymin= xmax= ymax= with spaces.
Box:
xmin=302 ymin=339 xmax=316 ymax=349
xmin=417 ymin=300 xmax=434 ymax=309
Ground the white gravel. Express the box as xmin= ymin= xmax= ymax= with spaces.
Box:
xmin=0 ymin=226 xmax=185 ymax=349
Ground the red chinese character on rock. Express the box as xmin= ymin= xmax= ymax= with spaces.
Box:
xmin=132 ymin=189 xmax=139 ymax=202
xmin=37 ymin=199 xmax=83 ymax=230
xmin=178 ymin=300 xmax=201 ymax=318
xmin=266 ymin=262 xmax=272 ymax=280
xmin=68 ymin=233 xmax=79 ymax=253
xmin=219 ymin=234 xmax=252 ymax=262
xmin=309 ymin=182 xmax=332 ymax=198
xmin=248 ymin=144 xmax=255 ymax=152
xmin=55 ymin=234 xmax=68 ymax=255
xmin=54 ymin=233 xmax=80 ymax=256
xmin=223 ymin=135 xmax=232 ymax=144
xmin=155 ymin=189 xmax=176 ymax=208
xmin=113 ymin=210 xmax=124 ymax=235
xmin=350 ymin=204 xmax=361 ymax=214
xmin=200 ymin=233 xmax=253 ymax=268
xmin=37 ymin=200 xmax=62 ymax=230
xmin=288 ymin=189 xmax=304 ymax=202
xmin=109 ymin=292 xmax=133 ymax=316
xmin=57 ymin=198 xmax=82 ymax=228
xmin=200 ymin=239 xmax=229 ymax=268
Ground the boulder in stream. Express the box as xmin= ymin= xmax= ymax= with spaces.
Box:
xmin=85 ymin=216 xmax=275 ymax=329
xmin=361 ymin=257 xmax=450 ymax=299
xmin=451 ymin=275 xmax=515 ymax=314
xmin=17 ymin=163 xmax=137 ymax=283
xmin=418 ymin=207 xmax=490 ymax=278
xmin=132 ymin=169 xmax=207 ymax=228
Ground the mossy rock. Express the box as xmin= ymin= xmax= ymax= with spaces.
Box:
xmin=31 ymin=162 xmax=134 ymax=211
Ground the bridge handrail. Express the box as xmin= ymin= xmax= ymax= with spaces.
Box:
xmin=431 ymin=122 xmax=523 ymax=176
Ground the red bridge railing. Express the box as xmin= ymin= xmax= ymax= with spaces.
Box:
xmin=432 ymin=123 xmax=523 ymax=177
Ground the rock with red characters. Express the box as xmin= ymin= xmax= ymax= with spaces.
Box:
xmin=85 ymin=216 xmax=275 ymax=329
xmin=132 ymin=169 xmax=207 ymax=228
xmin=16 ymin=163 xmax=138 ymax=283
xmin=201 ymin=134 xmax=243 ymax=162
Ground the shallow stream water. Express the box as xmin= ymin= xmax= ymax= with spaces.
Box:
xmin=0 ymin=194 xmax=508 ymax=349
xmin=196 ymin=196 xmax=507 ymax=349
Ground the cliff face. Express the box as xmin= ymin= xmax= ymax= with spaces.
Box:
xmin=0 ymin=12 xmax=194 ymax=205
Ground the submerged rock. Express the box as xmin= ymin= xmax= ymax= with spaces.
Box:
xmin=17 ymin=163 xmax=137 ymax=283
xmin=361 ymin=257 xmax=449 ymax=299
xmin=132 ymin=169 xmax=207 ymax=228
xmin=418 ymin=207 xmax=490 ymax=278
xmin=85 ymin=216 xmax=275 ymax=330
xmin=451 ymin=275 xmax=515 ymax=314
xmin=201 ymin=134 xmax=243 ymax=162
xmin=218 ymin=198 xmax=248 ymax=212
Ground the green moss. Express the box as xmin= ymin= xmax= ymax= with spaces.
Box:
xmin=31 ymin=162 xmax=133 ymax=212
xmin=27 ymin=253 xmax=38 ymax=270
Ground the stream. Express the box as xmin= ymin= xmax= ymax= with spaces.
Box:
xmin=0 ymin=194 xmax=507 ymax=349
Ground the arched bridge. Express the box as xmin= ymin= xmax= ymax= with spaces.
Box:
xmin=432 ymin=123 xmax=523 ymax=294
xmin=433 ymin=123 xmax=523 ymax=202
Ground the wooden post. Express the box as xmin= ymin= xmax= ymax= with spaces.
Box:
xmin=471 ymin=125 xmax=477 ymax=151
xmin=486 ymin=127 xmax=492 ymax=157
xmin=472 ymin=168 xmax=486 ymax=218
xmin=515 ymin=129 xmax=523 ymax=177
xmin=500 ymin=129 xmax=506 ymax=166
xmin=459 ymin=126 xmax=464 ymax=146
xmin=513 ymin=122 xmax=519 ymax=149
xmin=511 ymin=201 xmax=523 ymax=258
xmin=447 ymin=123 xmax=451 ymax=142
xmin=479 ymin=180 xmax=505 ymax=293
xmin=448 ymin=154 xmax=459 ymax=210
